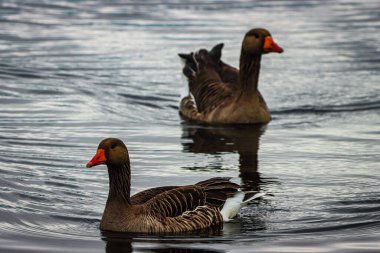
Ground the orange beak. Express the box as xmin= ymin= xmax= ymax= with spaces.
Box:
xmin=263 ymin=36 xmax=283 ymax=53
xmin=86 ymin=149 xmax=106 ymax=168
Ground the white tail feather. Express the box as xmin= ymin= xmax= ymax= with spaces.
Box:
xmin=220 ymin=191 xmax=265 ymax=222
xmin=242 ymin=192 xmax=266 ymax=205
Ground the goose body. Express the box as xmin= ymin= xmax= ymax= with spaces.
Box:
xmin=179 ymin=28 xmax=283 ymax=124
xmin=86 ymin=138 xmax=264 ymax=233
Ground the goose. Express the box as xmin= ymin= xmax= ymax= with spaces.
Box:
xmin=179 ymin=28 xmax=283 ymax=124
xmin=86 ymin=138 xmax=264 ymax=233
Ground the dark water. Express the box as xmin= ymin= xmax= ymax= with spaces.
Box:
xmin=1 ymin=0 xmax=379 ymax=252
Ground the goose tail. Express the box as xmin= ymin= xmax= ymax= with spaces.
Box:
xmin=220 ymin=191 xmax=265 ymax=222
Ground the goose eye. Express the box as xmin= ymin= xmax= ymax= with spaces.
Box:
xmin=249 ymin=33 xmax=259 ymax=39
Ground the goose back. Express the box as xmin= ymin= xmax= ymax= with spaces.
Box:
xmin=130 ymin=177 xmax=239 ymax=207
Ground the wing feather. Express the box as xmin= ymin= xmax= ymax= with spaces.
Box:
xmin=130 ymin=186 xmax=178 ymax=205
xmin=145 ymin=186 xmax=206 ymax=218
xmin=196 ymin=177 xmax=240 ymax=208
xmin=188 ymin=49 xmax=234 ymax=114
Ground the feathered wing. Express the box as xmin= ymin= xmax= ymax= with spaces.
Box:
xmin=218 ymin=60 xmax=239 ymax=87
xmin=132 ymin=177 xmax=239 ymax=207
xmin=130 ymin=186 xmax=179 ymax=205
xmin=190 ymin=50 xmax=234 ymax=113
xmin=179 ymin=48 xmax=234 ymax=120
xmin=141 ymin=178 xmax=239 ymax=220
xmin=145 ymin=185 xmax=207 ymax=218
xmin=208 ymin=43 xmax=240 ymax=87
xmin=144 ymin=186 xmax=223 ymax=232
xmin=196 ymin=177 xmax=240 ymax=208
xmin=132 ymin=178 xmax=263 ymax=232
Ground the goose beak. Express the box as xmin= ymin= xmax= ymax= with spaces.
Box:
xmin=263 ymin=36 xmax=283 ymax=53
xmin=86 ymin=149 xmax=107 ymax=168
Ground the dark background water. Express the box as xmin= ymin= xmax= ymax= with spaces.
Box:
xmin=0 ymin=0 xmax=379 ymax=252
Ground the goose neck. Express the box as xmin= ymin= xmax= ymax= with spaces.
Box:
xmin=107 ymin=162 xmax=132 ymax=206
xmin=239 ymin=52 xmax=262 ymax=93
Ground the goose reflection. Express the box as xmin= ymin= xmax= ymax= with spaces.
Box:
xmin=104 ymin=238 xmax=132 ymax=253
xmin=181 ymin=124 xmax=266 ymax=191
xmin=102 ymin=231 xmax=224 ymax=253
xmin=105 ymin=241 xmax=223 ymax=253
xmin=142 ymin=247 xmax=223 ymax=253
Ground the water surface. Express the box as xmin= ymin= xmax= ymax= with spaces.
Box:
xmin=0 ymin=0 xmax=379 ymax=252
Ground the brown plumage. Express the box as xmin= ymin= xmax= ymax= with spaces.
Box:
xmin=86 ymin=138 xmax=241 ymax=233
xmin=179 ymin=28 xmax=283 ymax=124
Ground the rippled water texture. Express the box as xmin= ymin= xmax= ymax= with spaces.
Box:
xmin=0 ymin=0 xmax=379 ymax=252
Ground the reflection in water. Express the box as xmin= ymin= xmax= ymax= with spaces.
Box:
xmin=181 ymin=124 xmax=266 ymax=191
xmin=143 ymin=248 xmax=223 ymax=253
xmin=105 ymin=238 xmax=133 ymax=253
xmin=102 ymin=232 xmax=224 ymax=253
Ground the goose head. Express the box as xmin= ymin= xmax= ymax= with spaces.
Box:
xmin=86 ymin=138 xmax=129 ymax=169
xmin=242 ymin=28 xmax=283 ymax=55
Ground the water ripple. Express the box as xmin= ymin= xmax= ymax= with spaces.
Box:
xmin=0 ymin=0 xmax=379 ymax=252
